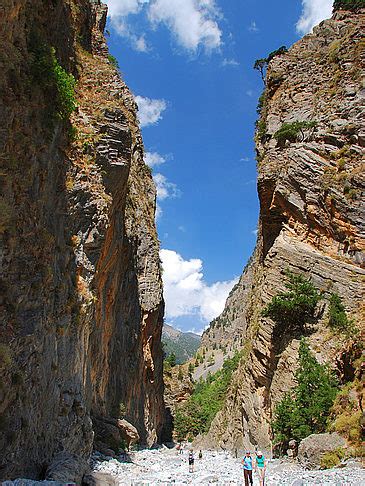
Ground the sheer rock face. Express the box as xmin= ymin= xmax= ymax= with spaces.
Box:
xmin=0 ymin=0 xmax=164 ymax=480
xmin=197 ymin=10 xmax=365 ymax=452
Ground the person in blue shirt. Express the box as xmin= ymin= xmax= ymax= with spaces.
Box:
xmin=242 ymin=451 xmax=253 ymax=486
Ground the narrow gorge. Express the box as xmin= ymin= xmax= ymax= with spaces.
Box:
xmin=0 ymin=0 xmax=364 ymax=484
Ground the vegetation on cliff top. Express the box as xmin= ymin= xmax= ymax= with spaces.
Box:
xmin=333 ymin=0 xmax=365 ymax=12
xmin=254 ymin=46 xmax=288 ymax=84
xmin=272 ymin=338 xmax=338 ymax=451
xmin=174 ymin=352 xmax=241 ymax=440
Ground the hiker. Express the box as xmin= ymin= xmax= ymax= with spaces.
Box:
xmin=255 ymin=450 xmax=266 ymax=486
xmin=198 ymin=450 xmax=203 ymax=459
xmin=188 ymin=450 xmax=195 ymax=473
xmin=242 ymin=451 xmax=253 ymax=486
xmin=179 ymin=442 xmax=184 ymax=454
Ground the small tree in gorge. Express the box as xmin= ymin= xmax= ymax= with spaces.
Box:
xmin=253 ymin=46 xmax=288 ymax=84
xmin=262 ymin=270 xmax=322 ymax=331
xmin=272 ymin=339 xmax=338 ymax=450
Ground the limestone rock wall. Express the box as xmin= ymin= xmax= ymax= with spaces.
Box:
xmin=197 ymin=9 xmax=365 ymax=452
xmin=0 ymin=0 xmax=164 ymax=479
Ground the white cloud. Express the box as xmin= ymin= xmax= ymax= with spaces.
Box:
xmin=245 ymin=90 xmax=254 ymax=97
xmin=160 ymin=249 xmax=238 ymax=323
xmin=105 ymin=0 xmax=149 ymax=51
xmin=248 ymin=20 xmax=259 ymax=33
xmin=148 ymin=0 xmax=222 ymax=51
xmin=145 ymin=151 xmax=167 ymax=167
xmin=222 ymin=58 xmax=239 ymax=67
xmin=135 ymin=96 xmax=167 ymax=127
xmin=134 ymin=35 xmax=149 ymax=52
xmin=296 ymin=0 xmax=333 ymax=34
xmin=240 ymin=156 xmax=250 ymax=162
xmin=106 ymin=0 xmax=144 ymax=18
xmin=155 ymin=204 xmax=163 ymax=220
xmin=106 ymin=0 xmax=223 ymax=53
xmin=153 ymin=173 xmax=180 ymax=200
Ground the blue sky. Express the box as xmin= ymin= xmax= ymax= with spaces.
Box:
xmin=105 ymin=0 xmax=333 ymax=333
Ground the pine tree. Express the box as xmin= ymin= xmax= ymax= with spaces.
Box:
xmin=272 ymin=339 xmax=338 ymax=450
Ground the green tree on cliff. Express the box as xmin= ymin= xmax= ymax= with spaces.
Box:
xmin=273 ymin=339 xmax=338 ymax=449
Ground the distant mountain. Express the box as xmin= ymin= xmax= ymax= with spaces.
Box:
xmin=162 ymin=324 xmax=201 ymax=364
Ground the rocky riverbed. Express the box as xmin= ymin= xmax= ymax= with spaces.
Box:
xmin=90 ymin=448 xmax=365 ymax=485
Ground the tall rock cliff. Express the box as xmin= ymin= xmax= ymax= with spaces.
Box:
xmin=197 ymin=8 xmax=364 ymax=451
xmin=0 ymin=0 xmax=164 ymax=480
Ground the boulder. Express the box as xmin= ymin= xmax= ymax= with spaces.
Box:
xmin=298 ymin=433 xmax=346 ymax=469
xmin=45 ymin=452 xmax=89 ymax=484
xmin=82 ymin=472 xmax=118 ymax=486
xmin=93 ymin=416 xmax=140 ymax=453
xmin=117 ymin=419 xmax=140 ymax=450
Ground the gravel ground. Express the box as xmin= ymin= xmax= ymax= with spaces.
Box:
xmin=91 ymin=448 xmax=365 ymax=485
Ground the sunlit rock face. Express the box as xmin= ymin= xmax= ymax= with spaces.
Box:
xmin=0 ymin=0 xmax=165 ymax=479
xmin=196 ymin=8 xmax=365 ymax=451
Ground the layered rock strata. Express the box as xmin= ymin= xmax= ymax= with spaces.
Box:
xmin=196 ymin=8 xmax=365 ymax=451
xmin=0 ymin=0 xmax=164 ymax=480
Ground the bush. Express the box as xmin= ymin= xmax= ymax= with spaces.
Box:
xmin=30 ymin=39 xmax=76 ymax=120
xmin=329 ymin=356 xmax=363 ymax=447
xmin=174 ymin=352 xmax=241 ymax=440
xmin=274 ymin=121 xmax=317 ymax=146
xmin=262 ymin=270 xmax=322 ymax=330
xmin=118 ymin=402 xmax=126 ymax=418
xmin=256 ymin=91 xmax=267 ymax=116
xmin=333 ymin=0 xmax=365 ymax=12
xmin=256 ymin=120 xmax=267 ymax=141
xmin=320 ymin=449 xmax=344 ymax=469
xmin=328 ymin=293 xmax=358 ymax=337
xmin=333 ymin=411 xmax=362 ymax=442
xmin=108 ymin=54 xmax=119 ymax=69
xmin=267 ymin=46 xmax=288 ymax=63
xmin=272 ymin=339 xmax=338 ymax=450
xmin=52 ymin=50 xmax=77 ymax=119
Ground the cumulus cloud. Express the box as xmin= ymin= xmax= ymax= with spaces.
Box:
xmin=296 ymin=0 xmax=333 ymax=34
xmin=106 ymin=0 xmax=144 ymax=18
xmin=153 ymin=173 xmax=180 ymax=200
xmin=160 ymin=249 xmax=238 ymax=323
xmin=153 ymin=173 xmax=180 ymax=219
xmin=135 ymin=96 xmax=167 ymax=127
xmin=106 ymin=0 xmax=223 ymax=52
xmin=145 ymin=151 xmax=167 ymax=167
xmin=148 ymin=0 xmax=222 ymax=51
xmin=105 ymin=0 xmax=150 ymax=51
